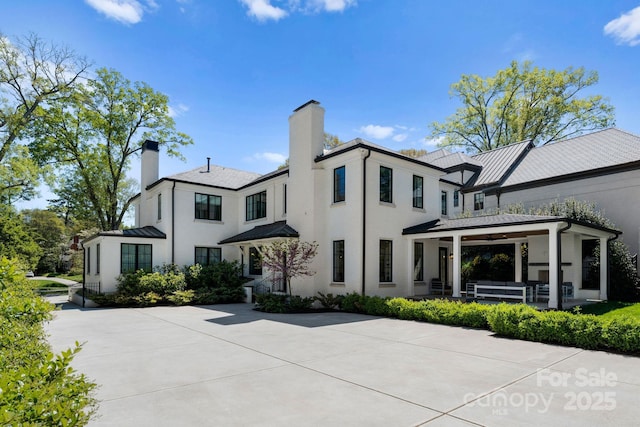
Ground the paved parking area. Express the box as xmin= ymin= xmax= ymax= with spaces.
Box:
xmin=46 ymin=298 xmax=638 ymax=426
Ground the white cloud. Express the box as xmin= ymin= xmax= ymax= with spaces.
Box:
xmin=422 ymin=136 xmax=445 ymax=150
xmin=250 ymin=152 xmax=287 ymax=163
xmin=604 ymin=6 xmax=640 ymax=46
xmin=392 ymin=133 xmax=408 ymax=143
xmin=85 ymin=0 xmax=159 ymax=24
xmin=168 ymin=103 xmax=189 ymax=118
xmin=359 ymin=124 xmax=394 ymax=140
xmin=240 ymin=0 xmax=288 ymax=22
xmin=306 ymin=0 xmax=357 ymax=12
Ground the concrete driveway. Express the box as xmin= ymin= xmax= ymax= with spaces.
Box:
xmin=46 ymin=298 xmax=639 ymax=426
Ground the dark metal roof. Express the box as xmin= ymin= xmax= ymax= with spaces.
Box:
xmin=501 ymin=128 xmax=640 ymax=188
xmin=219 ymin=221 xmax=299 ymax=244
xmin=402 ymin=214 xmax=619 ymax=235
xmin=468 ymin=141 xmax=532 ymax=188
xmin=99 ymin=226 xmax=167 ymax=238
xmin=84 ymin=226 xmax=167 ymax=243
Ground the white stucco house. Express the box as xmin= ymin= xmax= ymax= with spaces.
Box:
xmin=82 ymin=100 xmax=639 ymax=309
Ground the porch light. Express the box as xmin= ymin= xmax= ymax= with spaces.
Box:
xmin=449 ymin=253 xmax=454 ymax=260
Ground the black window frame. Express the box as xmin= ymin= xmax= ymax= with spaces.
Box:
xmin=453 ymin=190 xmax=459 ymax=208
xmin=334 ymin=166 xmax=346 ymax=203
xmin=120 ymin=243 xmax=152 ymax=274
xmin=283 ymin=184 xmax=287 ymax=214
xmin=474 ymin=193 xmax=484 ymax=211
xmin=195 ymin=247 xmax=222 ymax=266
xmin=380 ymin=166 xmax=393 ymax=203
xmin=195 ymin=193 xmax=222 ymax=221
xmin=441 ymin=191 xmax=448 ymax=215
xmin=412 ymin=175 xmax=424 ymax=208
xmin=379 ymin=240 xmax=393 ymax=282
xmin=96 ymin=243 xmax=100 ymax=274
xmin=333 ymin=240 xmax=345 ymax=282
xmin=157 ymin=193 xmax=162 ymax=220
xmin=246 ymin=191 xmax=267 ymax=221
xmin=86 ymin=246 xmax=90 ymax=274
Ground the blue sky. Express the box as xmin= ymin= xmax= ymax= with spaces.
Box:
xmin=4 ymin=0 xmax=640 ymax=211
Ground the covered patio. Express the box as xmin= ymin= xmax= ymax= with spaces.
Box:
xmin=403 ymin=214 xmax=620 ymax=309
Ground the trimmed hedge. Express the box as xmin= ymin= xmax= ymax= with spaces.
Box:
xmin=336 ymin=293 xmax=640 ymax=354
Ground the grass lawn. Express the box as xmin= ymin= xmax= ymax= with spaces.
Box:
xmin=44 ymin=273 xmax=83 ymax=282
xmin=578 ymin=301 xmax=640 ymax=319
xmin=29 ymin=280 xmax=69 ymax=289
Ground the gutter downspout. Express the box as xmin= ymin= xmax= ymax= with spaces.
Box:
xmin=171 ymin=181 xmax=176 ymax=264
xmin=362 ymin=149 xmax=371 ymax=296
xmin=556 ymin=221 xmax=572 ymax=310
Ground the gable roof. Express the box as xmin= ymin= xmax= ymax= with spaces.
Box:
xmin=500 ymin=128 xmax=640 ymax=189
xmin=466 ymin=141 xmax=532 ymax=189
xmin=218 ymin=221 xmax=299 ymax=244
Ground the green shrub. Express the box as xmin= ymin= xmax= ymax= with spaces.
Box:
xmin=255 ymin=294 xmax=314 ymax=313
xmin=167 ymin=289 xmax=196 ymax=306
xmin=185 ymin=261 xmax=243 ymax=289
xmin=601 ymin=317 xmax=640 ymax=352
xmin=485 ymin=303 xmax=539 ymax=337
xmin=255 ymin=293 xmax=288 ymax=313
xmin=339 ymin=292 xmax=366 ymax=313
xmin=193 ymin=287 xmax=246 ymax=305
xmin=363 ymin=295 xmax=390 ymax=316
xmin=315 ymin=292 xmax=343 ymax=309
xmin=0 ymin=257 xmax=96 ymax=425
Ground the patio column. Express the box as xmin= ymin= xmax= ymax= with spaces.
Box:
xmin=452 ymin=233 xmax=461 ymax=297
xmin=514 ymin=242 xmax=522 ymax=282
xmin=599 ymin=237 xmax=608 ymax=300
xmin=407 ymin=238 xmax=414 ymax=296
xmin=548 ymin=226 xmax=559 ymax=309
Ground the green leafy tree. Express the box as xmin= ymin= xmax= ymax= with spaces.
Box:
xmin=22 ymin=209 xmax=67 ymax=273
xmin=430 ymin=61 xmax=615 ymax=153
xmin=31 ymin=68 xmax=193 ymax=230
xmin=260 ymin=240 xmax=319 ymax=295
xmin=0 ymin=206 xmax=41 ymax=269
xmin=0 ymin=33 xmax=89 ymax=202
xmin=398 ymin=148 xmax=428 ymax=158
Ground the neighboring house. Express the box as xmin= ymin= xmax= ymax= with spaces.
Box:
xmin=82 ymin=100 xmax=638 ymax=309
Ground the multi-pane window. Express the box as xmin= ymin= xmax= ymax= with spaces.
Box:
xmin=195 ymin=247 xmax=221 ymax=265
xmin=249 ymin=247 xmax=262 ymax=275
xmin=453 ymin=190 xmax=459 ymax=207
xmin=379 ymin=240 xmax=393 ymax=282
xmin=413 ymin=175 xmax=423 ymax=208
xmin=380 ymin=166 xmax=393 ymax=203
xmin=414 ymin=242 xmax=424 ymax=281
xmin=195 ymin=193 xmax=222 ymax=220
xmin=474 ymin=193 xmax=484 ymax=211
xmin=441 ymin=191 xmax=448 ymax=215
xmin=334 ymin=166 xmax=346 ymax=203
xmin=86 ymin=247 xmax=90 ymax=274
xmin=121 ymin=243 xmax=152 ymax=273
xmin=157 ymin=193 xmax=162 ymax=220
xmin=96 ymin=244 xmax=100 ymax=274
xmin=333 ymin=240 xmax=345 ymax=282
xmin=246 ymin=191 xmax=267 ymax=221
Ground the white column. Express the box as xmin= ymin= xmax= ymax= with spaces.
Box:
xmin=514 ymin=242 xmax=523 ymax=282
xmin=548 ymin=227 xmax=559 ymax=309
xmin=599 ymin=237 xmax=608 ymax=300
xmin=452 ymin=234 xmax=461 ymax=297
xmin=408 ymin=238 xmax=414 ymax=296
